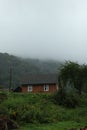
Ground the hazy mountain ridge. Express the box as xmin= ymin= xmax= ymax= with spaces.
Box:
xmin=0 ymin=52 xmax=62 ymax=88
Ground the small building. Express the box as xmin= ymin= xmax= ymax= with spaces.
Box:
xmin=21 ymin=74 xmax=58 ymax=93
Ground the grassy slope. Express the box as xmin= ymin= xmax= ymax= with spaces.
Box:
xmin=1 ymin=92 xmax=87 ymax=130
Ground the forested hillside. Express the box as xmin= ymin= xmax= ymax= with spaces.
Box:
xmin=0 ymin=52 xmax=62 ymax=88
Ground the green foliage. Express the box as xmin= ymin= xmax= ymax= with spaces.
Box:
xmin=0 ymin=92 xmax=8 ymax=103
xmin=20 ymin=121 xmax=86 ymax=130
xmin=54 ymin=89 xmax=80 ymax=108
xmin=59 ymin=61 xmax=87 ymax=94
xmin=0 ymin=92 xmax=87 ymax=129
xmin=0 ymin=105 xmax=8 ymax=116
xmin=1 ymin=93 xmax=59 ymax=124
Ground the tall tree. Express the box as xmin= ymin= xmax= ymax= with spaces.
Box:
xmin=59 ymin=61 xmax=86 ymax=94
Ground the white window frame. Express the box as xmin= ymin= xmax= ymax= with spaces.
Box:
xmin=44 ymin=85 xmax=49 ymax=91
xmin=28 ymin=85 xmax=32 ymax=92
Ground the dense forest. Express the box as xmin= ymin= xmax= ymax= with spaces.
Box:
xmin=0 ymin=52 xmax=62 ymax=88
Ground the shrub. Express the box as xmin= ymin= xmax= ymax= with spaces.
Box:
xmin=54 ymin=88 xmax=79 ymax=108
xmin=0 ymin=105 xmax=8 ymax=116
xmin=0 ymin=92 xmax=8 ymax=104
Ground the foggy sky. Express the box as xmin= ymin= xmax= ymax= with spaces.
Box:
xmin=0 ymin=0 xmax=87 ymax=63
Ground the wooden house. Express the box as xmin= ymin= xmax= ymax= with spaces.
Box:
xmin=21 ymin=74 xmax=58 ymax=93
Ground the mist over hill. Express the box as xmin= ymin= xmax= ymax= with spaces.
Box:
xmin=0 ymin=52 xmax=63 ymax=88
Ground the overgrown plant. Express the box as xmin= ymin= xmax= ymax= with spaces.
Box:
xmin=54 ymin=88 xmax=80 ymax=108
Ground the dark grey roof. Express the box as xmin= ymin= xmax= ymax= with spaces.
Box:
xmin=21 ymin=74 xmax=58 ymax=85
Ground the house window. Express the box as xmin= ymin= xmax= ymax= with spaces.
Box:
xmin=44 ymin=85 xmax=49 ymax=91
xmin=28 ymin=86 xmax=32 ymax=92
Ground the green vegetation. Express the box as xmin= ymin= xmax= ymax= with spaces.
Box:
xmin=0 ymin=92 xmax=87 ymax=129
xmin=54 ymin=89 xmax=80 ymax=108
xmin=58 ymin=61 xmax=87 ymax=94
xmin=20 ymin=121 xmax=85 ymax=130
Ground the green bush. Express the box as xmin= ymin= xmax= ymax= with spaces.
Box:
xmin=0 ymin=105 xmax=8 ymax=116
xmin=0 ymin=92 xmax=8 ymax=104
xmin=54 ymin=89 xmax=80 ymax=108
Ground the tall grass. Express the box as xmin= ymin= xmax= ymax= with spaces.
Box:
xmin=20 ymin=121 xmax=86 ymax=130
xmin=0 ymin=92 xmax=87 ymax=129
